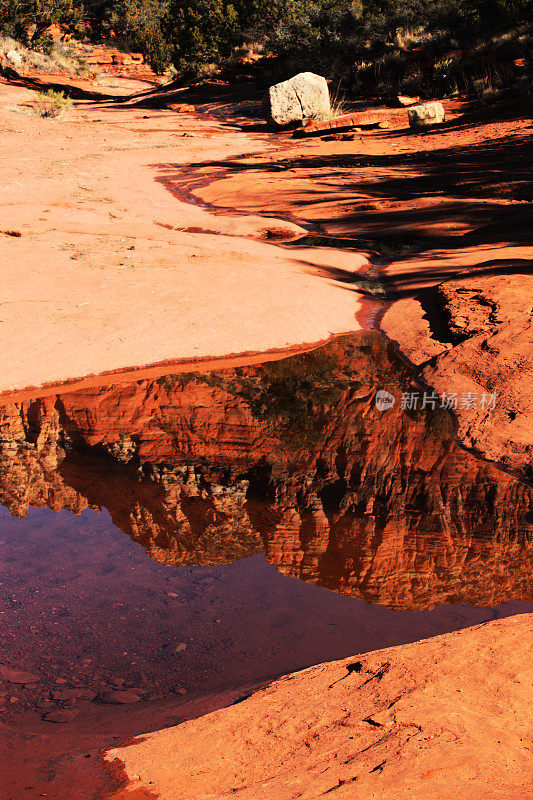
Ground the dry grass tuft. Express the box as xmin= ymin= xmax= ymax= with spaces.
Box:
xmin=33 ymin=89 xmax=74 ymax=118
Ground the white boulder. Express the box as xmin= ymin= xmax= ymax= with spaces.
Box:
xmin=6 ymin=49 xmax=23 ymax=66
xmin=263 ymin=72 xmax=330 ymax=126
xmin=408 ymin=101 xmax=445 ymax=128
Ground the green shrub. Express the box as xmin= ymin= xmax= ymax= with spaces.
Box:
xmin=0 ymin=0 xmax=81 ymax=45
xmin=259 ymin=0 xmax=532 ymax=98
xmin=3 ymin=0 xmax=531 ymax=86
xmin=33 ymin=32 xmax=54 ymax=54
xmin=33 ymin=89 xmax=73 ymax=118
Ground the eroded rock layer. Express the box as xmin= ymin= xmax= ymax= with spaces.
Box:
xmin=382 ymin=271 xmax=533 ymax=476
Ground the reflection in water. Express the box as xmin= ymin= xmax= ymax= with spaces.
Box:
xmin=0 ymin=332 xmax=531 ymax=610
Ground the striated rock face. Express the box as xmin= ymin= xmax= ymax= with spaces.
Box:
xmin=382 ymin=273 xmax=533 ymax=477
xmin=0 ymin=396 xmax=91 ymax=518
xmin=105 ymin=614 xmax=533 ymax=800
xmin=0 ymin=390 xmax=266 ymax=566
xmin=0 ymin=333 xmax=531 ymax=608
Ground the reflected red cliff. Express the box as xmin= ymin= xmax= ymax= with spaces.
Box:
xmin=0 ymin=333 xmax=531 ymax=608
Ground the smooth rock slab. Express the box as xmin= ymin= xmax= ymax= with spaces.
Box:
xmin=408 ymin=101 xmax=445 ymax=127
xmin=263 ymin=72 xmax=330 ymax=126
xmin=42 ymin=708 xmax=80 ymax=724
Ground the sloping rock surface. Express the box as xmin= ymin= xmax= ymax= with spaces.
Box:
xmin=106 ymin=614 xmax=533 ymax=800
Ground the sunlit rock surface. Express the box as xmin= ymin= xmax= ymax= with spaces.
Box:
xmin=105 ymin=614 xmax=533 ymax=800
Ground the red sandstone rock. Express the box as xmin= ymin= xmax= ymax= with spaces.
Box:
xmin=195 ymin=102 xmax=531 ymax=475
xmin=167 ymin=103 xmax=195 ymax=112
xmin=295 ymin=112 xmax=383 ymax=137
xmin=98 ymin=690 xmax=142 ymax=704
xmin=0 ymin=335 xmax=530 ymax=608
xmin=105 ymin=615 xmax=533 ymax=800
xmin=85 ymin=49 xmax=115 ymax=65
xmin=0 ymin=81 xmax=362 ymax=395
xmin=382 ymin=273 xmax=533 ymax=474
xmin=42 ymin=708 xmax=80 ymax=723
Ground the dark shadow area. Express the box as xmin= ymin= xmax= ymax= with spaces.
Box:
xmin=384 ymin=258 xmax=533 ymax=297
xmin=112 ymin=80 xmax=267 ymax=119
xmin=0 ymin=66 xmax=118 ymax=101
xmin=148 ymin=132 xmax=532 ymax=254
xmin=149 ymin=125 xmax=532 ymax=286
xmin=168 ymin=124 xmax=530 ymax=269
xmin=309 ymin=257 xmax=533 ymax=299
xmin=187 ymin=131 xmax=532 ymax=203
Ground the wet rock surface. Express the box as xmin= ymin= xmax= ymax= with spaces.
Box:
xmin=0 ymin=664 xmax=40 ymax=684
xmin=42 ymin=707 xmax=81 ymax=723
xmin=97 ymin=690 xmax=143 ymax=704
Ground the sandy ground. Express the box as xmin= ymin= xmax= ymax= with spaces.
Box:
xmin=106 ymin=614 xmax=533 ymax=800
xmin=0 ymin=79 xmax=367 ymax=395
